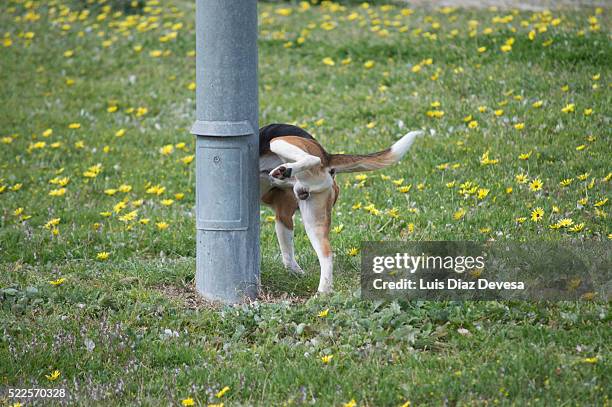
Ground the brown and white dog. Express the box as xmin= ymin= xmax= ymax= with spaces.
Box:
xmin=259 ymin=123 xmax=422 ymax=293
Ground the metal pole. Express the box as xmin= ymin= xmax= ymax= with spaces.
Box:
xmin=191 ymin=0 xmax=259 ymax=303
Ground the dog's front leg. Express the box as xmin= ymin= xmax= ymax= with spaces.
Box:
xmin=298 ymin=189 xmax=334 ymax=293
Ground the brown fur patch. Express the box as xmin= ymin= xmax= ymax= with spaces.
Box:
xmin=273 ymin=136 xmax=331 ymax=166
xmin=262 ymin=187 xmax=298 ymax=230
xmin=328 ymin=149 xmax=395 ymax=173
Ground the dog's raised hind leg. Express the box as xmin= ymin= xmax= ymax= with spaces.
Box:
xmin=269 ymin=139 xmax=321 ymax=179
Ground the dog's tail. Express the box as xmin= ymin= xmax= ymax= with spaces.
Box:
xmin=329 ymin=130 xmax=422 ymax=173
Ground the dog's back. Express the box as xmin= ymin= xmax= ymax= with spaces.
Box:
xmin=259 ymin=123 xmax=314 ymax=156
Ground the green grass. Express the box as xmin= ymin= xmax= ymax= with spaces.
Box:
xmin=1 ymin=0 xmax=610 ymax=405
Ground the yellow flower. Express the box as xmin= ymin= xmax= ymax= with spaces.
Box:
xmin=387 ymin=208 xmax=400 ymax=218
xmin=45 ymin=370 xmax=61 ymax=381
xmin=531 ymin=207 xmax=544 ymax=222
xmin=318 ymin=309 xmax=329 ymax=318
xmin=160 ymin=144 xmax=174 ymax=155
xmin=568 ymin=223 xmax=585 ymax=233
xmin=583 ymin=108 xmax=593 ymax=116
xmin=275 ymin=7 xmax=292 ymax=16
xmin=514 ymin=123 xmax=525 ymax=130
xmin=115 ymin=128 xmax=126 ymax=137
xmin=477 ymin=188 xmax=489 ymax=200
xmin=594 ymin=198 xmax=608 ymax=207
xmin=518 ymin=151 xmax=531 ymax=160
xmin=44 ymin=218 xmax=61 ymax=229
xmin=494 ymin=109 xmax=503 ymax=116
xmin=146 ymin=185 xmax=166 ymax=195
xmin=216 ymin=386 xmax=230 ymax=398
xmin=398 ymin=185 xmax=411 ymax=193
xmin=320 ymin=21 xmax=337 ymax=31
xmin=49 ymin=188 xmax=67 ymax=197
xmin=332 ymin=224 xmax=344 ymax=234
xmin=561 ymin=103 xmax=575 ymax=113
xmin=347 ymin=247 xmax=359 ymax=256
xmin=363 ymin=60 xmax=375 ymax=69
xmin=322 ymin=57 xmax=335 ymax=66
xmin=119 ymin=210 xmax=138 ymax=222
xmin=156 ymin=222 xmax=169 ymax=230
xmin=181 ymin=155 xmax=194 ymax=165
xmin=343 ymin=400 xmax=357 ymax=407
xmin=321 ymin=354 xmax=333 ymax=364
xmin=49 ymin=278 xmax=66 ymax=286
xmin=515 ymin=217 xmax=527 ymax=224
xmin=366 ymin=121 xmax=376 ymax=129
xmin=477 ymin=46 xmax=486 ymax=53
xmin=582 ymin=357 xmax=598 ymax=364
xmin=529 ymin=178 xmax=543 ymax=192
xmin=68 ymin=122 xmax=81 ymax=129
xmin=480 ymin=150 xmax=499 ymax=165
xmin=426 ymin=110 xmax=445 ymax=119
xmin=96 ymin=251 xmax=110 ymax=261
xmin=113 ymin=201 xmax=128 ymax=213
xmin=532 ymin=100 xmax=543 ymax=108
xmin=468 ymin=120 xmax=478 ymax=129
xmin=161 ymin=199 xmax=174 ymax=206
xmin=453 ymin=208 xmax=466 ymax=221
xmin=181 ymin=398 xmax=195 ymax=406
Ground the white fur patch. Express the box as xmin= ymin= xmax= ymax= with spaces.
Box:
xmin=390 ymin=130 xmax=423 ymax=160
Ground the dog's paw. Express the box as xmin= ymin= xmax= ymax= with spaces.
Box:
xmin=295 ymin=187 xmax=310 ymax=200
xmin=270 ymin=165 xmax=292 ymax=180
xmin=317 ymin=284 xmax=333 ymax=294
xmin=284 ymin=260 xmax=304 ymax=275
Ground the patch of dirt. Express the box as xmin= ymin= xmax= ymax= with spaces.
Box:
xmin=156 ymin=283 xmax=216 ymax=310
xmin=157 ymin=284 xmax=308 ymax=309
xmin=256 ymin=289 xmax=308 ymax=304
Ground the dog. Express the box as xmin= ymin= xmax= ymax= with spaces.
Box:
xmin=259 ymin=123 xmax=422 ymax=293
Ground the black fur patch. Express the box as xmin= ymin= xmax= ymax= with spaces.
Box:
xmin=259 ymin=123 xmax=314 ymax=156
